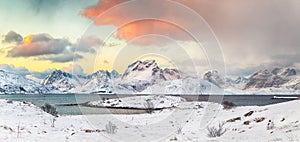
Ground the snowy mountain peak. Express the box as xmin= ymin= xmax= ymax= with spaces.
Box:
xmin=243 ymin=69 xmax=289 ymax=90
xmin=125 ymin=60 xmax=158 ymax=73
xmin=41 ymin=70 xmax=84 ymax=92
xmin=88 ymin=70 xmax=121 ymax=80
xmin=121 ymin=60 xmax=185 ymax=82
xmin=0 ymin=70 xmax=52 ymax=94
xmin=116 ymin=60 xmax=186 ymax=93
xmin=203 ymin=70 xmax=225 ymax=88
xmin=74 ymin=70 xmax=121 ymax=94
xmin=41 ymin=70 xmax=74 ymax=85
xmin=234 ymin=76 xmax=249 ymax=84
xmin=271 ymin=67 xmax=297 ymax=77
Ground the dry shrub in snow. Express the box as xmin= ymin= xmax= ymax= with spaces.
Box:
xmin=144 ymin=99 xmax=154 ymax=114
xmin=244 ymin=111 xmax=254 ymax=117
xmin=227 ymin=117 xmax=241 ymax=123
xmin=243 ymin=121 xmax=250 ymax=125
xmin=222 ymin=101 xmax=236 ymax=110
xmin=106 ymin=121 xmax=117 ymax=134
xmin=254 ymin=117 xmax=265 ymax=123
xmin=207 ymin=122 xmax=226 ymax=137
xmin=41 ymin=103 xmax=58 ymax=117
xmin=176 ymin=126 xmax=183 ymax=134
xmin=267 ymin=120 xmax=275 ymax=130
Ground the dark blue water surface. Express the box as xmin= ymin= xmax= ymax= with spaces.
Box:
xmin=0 ymin=94 xmax=298 ymax=115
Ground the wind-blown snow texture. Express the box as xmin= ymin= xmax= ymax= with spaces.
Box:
xmin=0 ymin=98 xmax=299 ymax=141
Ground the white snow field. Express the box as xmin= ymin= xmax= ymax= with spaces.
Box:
xmin=0 ymin=97 xmax=299 ymax=142
xmin=87 ymin=95 xmax=185 ymax=109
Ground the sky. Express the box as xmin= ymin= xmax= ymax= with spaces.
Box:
xmin=0 ymin=0 xmax=300 ymax=79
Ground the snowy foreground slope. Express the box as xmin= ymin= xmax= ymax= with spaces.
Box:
xmin=0 ymin=97 xmax=299 ymax=142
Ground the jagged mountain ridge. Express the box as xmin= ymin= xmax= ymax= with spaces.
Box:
xmin=74 ymin=70 xmax=120 ymax=94
xmin=1 ymin=60 xmax=299 ymax=94
xmin=118 ymin=60 xmax=187 ymax=92
xmin=0 ymin=70 xmax=55 ymax=94
xmin=41 ymin=60 xmax=186 ymax=93
xmin=122 ymin=60 xmax=185 ymax=82
xmin=41 ymin=70 xmax=86 ymax=92
xmin=244 ymin=68 xmax=297 ymax=90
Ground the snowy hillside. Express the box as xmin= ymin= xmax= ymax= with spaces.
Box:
xmin=121 ymin=60 xmax=185 ymax=82
xmin=74 ymin=70 xmax=120 ymax=94
xmin=0 ymin=70 xmax=54 ymax=94
xmin=141 ymin=77 xmax=221 ymax=94
xmin=41 ymin=70 xmax=86 ymax=92
xmin=0 ymin=98 xmax=299 ymax=141
xmin=87 ymin=95 xmax=185 ymax=109
xmin=117 ymin=60 xmax=186 ymax=92
xmin=201 ymin=67 xmax=300 ymax=94
xmin=243 ymin=68 xmax=299 ymax=92
xmin=203 ymin=70 xmax=226 ymax=88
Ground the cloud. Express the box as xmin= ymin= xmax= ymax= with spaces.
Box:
xmin=29 ymin=0 xmax=61 ymax=16
xmin=30 ymin=33 xmax=52 ymax=42
xmin=0 ymin=64 xmax=30 ymax=76
xmin=82 ymin=0 xmax=300 ymax=74
xmin=40 ymin=53 xmax=83 ymax=63
xmin=72 ymin=36 xmax=103 ymax=53
xmin=0 ymin=64 xmax=54 ymax=81
xmin=31 ymin=69 xmax=55 ymax=79
xmin=0 ymin=63 xmax=86 ymax=82
xmin=104 ymin=60 xmax=109 ymax=64
xmin=2 ymin=31 xmax=23 ymax=44
xmin=7 ymin=33 xmax=71 ymax=57
xmin=81 ymin=0 xmax=197 ymax=44
xmin=81 ymin=0 xmax=300 ymax=46
xmin=6 ymin=33 xmax=101 ymax=64
xmin=62 ymin=64 xmax=85 ymax=75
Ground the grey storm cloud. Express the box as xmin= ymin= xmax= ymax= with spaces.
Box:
xmin=31 ymin=33 xmax=52 ymax=42
xmin=0 ymin=64 xmax=52 ymax=80
xmin=0 ymin=64 xmax=30 ymax=76
xmin=2 ymin=31 xmax=23 ymax=44
xmin=40 ymin=53 xmax=83 ymax=63
xmin=7 ymin=33 xmax=71 ymax=57
xmin=5 ymin=32 xmax=103 ymax=64
xmin=72 ymin=36 xmax=103 ymax=53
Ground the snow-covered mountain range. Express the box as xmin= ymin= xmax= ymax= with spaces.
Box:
xmin=0 ymin=60 xmax=299 ymax=94
xmin=41 ymin=70 xmax=86 ymax=92
xmin=201 ymin=68 xmax=300 ymax=94
xmin=0 ymin=70 xmax=56 ymax=94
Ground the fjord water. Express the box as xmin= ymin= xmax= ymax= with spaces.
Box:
xmin=0 ymin=94 xmax=298 ymax=115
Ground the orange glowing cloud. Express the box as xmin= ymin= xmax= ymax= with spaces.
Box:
xmin=62 ymin=64 xmax=74 ymax=72
xmin=81 ymin=0 xmax=127 ymax=19
xmin=117 ymin=20 xmax=191 ymax=45
xmin=23 ymin=34 xmax=35 ymax=44
xmin=81 ymin=0 xmax=204 ymax=44
xmin=62 ymin=64 xmax=85 ymax=75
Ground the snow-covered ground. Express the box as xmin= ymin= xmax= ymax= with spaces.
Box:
xmin=87 ymin=95 xmax=185 ymax=109
xmin=0 ymin=97 xmax=299 ymax=142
